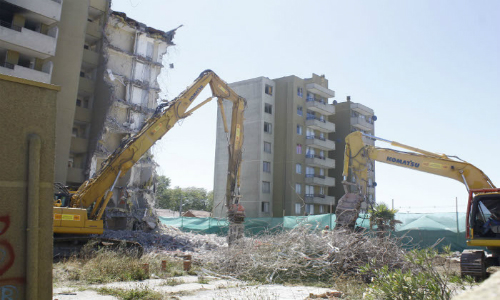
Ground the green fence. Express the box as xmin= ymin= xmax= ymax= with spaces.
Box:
xmin=160 ymin=212 xmax=469 ymax=251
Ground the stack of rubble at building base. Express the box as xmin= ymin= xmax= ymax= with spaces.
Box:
xmin=98 ymin=224 xmax=227 ymax=254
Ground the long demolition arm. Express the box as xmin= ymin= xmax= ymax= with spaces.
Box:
xmin=70 ymin=70 xmax=246 ymax=222
xmin=343 ymin=131 xmax=495 ymax=196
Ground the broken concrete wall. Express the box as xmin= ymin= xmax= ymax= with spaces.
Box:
xmin=85 ymin=11 xmax=179 ymax=231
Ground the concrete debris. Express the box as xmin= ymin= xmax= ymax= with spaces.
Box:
xmin=306 ymin=290 xmax=343 ymax=299
xmin=98 ymin=224 xmax=226 ymax=253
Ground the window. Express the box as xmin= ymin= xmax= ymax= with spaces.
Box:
xmin=296 ymin=125 xmax=302 ymax=135
xmin=263 ymin=161 xmax=271 ymax=173
xmin=264 ymin=141 xmax=272 ymax=153
xmin=305 ymin=185 xmax=314 ymax=197
xmin=146 ymin=41 xmax=154 ymax=59
xmin=295 ymin=163 xmax=302 ymax=174
xmin=295 ymin=203 xmax=302 ymax=215
xmin=306 ymin=147 xmax=315 ymax=158
xmin=262 ymin=181 xmax=271 ymax=193
xmin=305 ymin=204 xmax=314 ymax=215
xmin=83 ymin=98 xmax=89 ymax=109
xmin=265 ymin=84 xmax=273 ymax=95
xmin=306 ymin=167 xmax=314 ymax=177
xmin=319 ymin=168 xmax=325 ymax=176
xmin=261 ymin=202 xmax=270 ymax=213
xmin=297 ymin=105 xmax=303 ymax=116
xmin=296 ymin=144 xmax=302 ymax=154
xmin=76 ymin=99 xmax=82 ymax=107
xmin=319 ymin=205 xmax=324 ymax=214
xmin=72 ymin=127 xmax=78 ymax=137
xmin=297 ymin=87 xmax=303 ymax=97
xmin=264 ymin=103 xmax=273 ymax=114
xmin=264 ymin=122 xmax=272 ymax=134
xmin=295 ymin=183 xmax=302 ymax=194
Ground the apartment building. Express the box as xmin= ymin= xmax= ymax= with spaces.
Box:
xmin=214 ymin=74 xmax=336 ymax=218
xmin=86 ymin=12 xmax=176 ymax=229
xmin=329 ymin=96 xmax=376 ymax=208
xmin=0 ymin=0 xmax=62 ymax=83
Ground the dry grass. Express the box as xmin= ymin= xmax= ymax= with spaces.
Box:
xmin=53 ymin=250 xmax=184 ymax=284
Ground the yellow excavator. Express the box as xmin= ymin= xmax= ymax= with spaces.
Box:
xmin=53 ymin=70 xmax=246 ymax=256
xmin=335 ymin=131 xmax=500 ymax=278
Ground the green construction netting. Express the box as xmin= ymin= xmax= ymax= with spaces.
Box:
xmin=160 ymin=212 xmax=472 ymax=251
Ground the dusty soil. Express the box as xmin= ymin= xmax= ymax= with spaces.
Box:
xmin=53 ymin=276 xmax=338 ymax=299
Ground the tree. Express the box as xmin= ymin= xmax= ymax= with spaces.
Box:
xmin=369 ymin=203 xmax=399 ymax=233
xmin=154 ymin=176 xmax=213 ymax=212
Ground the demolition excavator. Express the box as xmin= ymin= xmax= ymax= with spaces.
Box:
xmin=335 ymin=131 xmax=500 ymax=278
xmin=53 ymin=70 xmax=246 ymax=256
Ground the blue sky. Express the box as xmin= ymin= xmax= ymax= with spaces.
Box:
xmin=111 ymin=0 xmax=500 ymax=213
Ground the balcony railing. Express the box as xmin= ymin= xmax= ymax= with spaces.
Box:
xmin=305 ymin=154 xmax=325 ymax=160
xmin=1 ymin=62 xmax=14 ymax=69
xmin=306 ymin=135 xmax=326 ymax=141
xmin=306 ymin=115 xmax=326 ymax=122
xmin=306 ymin=96 xmax=327 ymax=105
xmin=0 ymin=20 xmax=21 ymax=32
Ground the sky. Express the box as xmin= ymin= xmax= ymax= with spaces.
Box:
xmin=111 ymin=0 xmax=500 ymax=213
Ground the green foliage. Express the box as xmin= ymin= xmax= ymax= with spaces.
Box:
xmin=361 ymin=248 xmax=474 ymax=300
xmin=96 ymin=286 xmax=163 ymax=300
xmin=369 ymin=203 xmax=399 ymax=231
xmin=155 ymin=175 xmax=213 ymax=212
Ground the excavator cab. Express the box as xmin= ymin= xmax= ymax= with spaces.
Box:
xmin=468 ymin=192 xmax=500 ymax=241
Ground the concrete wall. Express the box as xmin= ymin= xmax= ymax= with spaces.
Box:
xmin=213 ymin=77 xmax=275 ymax=218
xmin=51 ymin=0 xmax=89 ymax=184
xmin=0 ymin=75 xmax=58 ymax=300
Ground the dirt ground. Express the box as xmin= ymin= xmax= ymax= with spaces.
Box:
xmin=53 ymin=276 xmax=338 ymax=299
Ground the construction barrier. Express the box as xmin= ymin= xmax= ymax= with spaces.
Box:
xmin=160 ymin=212 xmax=471 ymax=252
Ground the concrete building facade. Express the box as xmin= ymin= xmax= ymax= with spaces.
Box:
xmin=86 ymin=11 xmax=176 ymax=229
xmin=214 ymin=74 xmax=336 ymax=218
xmin=4 ymin=0 xmax=178 ymax=229
xmin=329 ymin=96 xmax=376 ymax=208
xmin=0 ymin=0 xmax=62 ymax=83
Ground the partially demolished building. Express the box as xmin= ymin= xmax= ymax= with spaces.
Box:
xmin=87 ymin=11 xmax=178 ymax=230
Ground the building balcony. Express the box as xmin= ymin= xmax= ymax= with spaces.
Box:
xmin=351 ymin=116 xmax=374 ymax=132
xmin=305 ymin=174 xmax=335 ymax=187
xmin=305 ymin=135 xmax=335 ymax=151
xmin=74 ymin=107 xmax=91 ymax=123
xmin=78 ymin=76 xmax=95 ymax=94
xmin=4 ymin=0 xmax=62 ymax=25
xmin=67 ymin=167 xmax=85 ymax=184
xmin=305 ymin=194 xmax=335 ymax=206
xmin=0 ymin=24 xmax=58 ymax=59
xmin=70 ymin=137 xmax=89 ymax=154
xmin=306 ymin=116 xmax=335 ymax=133
xmin=0 ymin=62 xmax=52 ymax=83
xmin=86 ymin=20 xmax=102 ymax=42
xmin=351 ymin=102 xmax=373 ymax=116
xmin=90 ymin=0 xmax=108 ymax=12
xmin=305 ymin=154 xmax=335 ymax=169
xmin=305 ymin=97 xmax=335 ymax=116
xmin=306 ymin=83 xmax=335 ymax=99
xmin=83 ymin=48 xmax=99 ymax=67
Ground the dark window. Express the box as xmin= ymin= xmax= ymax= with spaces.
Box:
xmin=264 ymin=142 xmax=272 ymax=153
xmin=264 ymin=122 xmax=272 ymax=134
xmin=264 ymin=103 xmax=273 ymax=114
xmin=263 ymin=161 xmax=271 ymax=173
xmin=76 ymin=99 xmax=82 ymax=107
xmin=265 ymin=84 xmax=273 ymax=95
xmin=297 ymin=106 xmax=303 ymax=116
xmin=297 ymin=87 xmax=303 ymax=97
xmin=261 ymin=202 xmax=270 ymax=213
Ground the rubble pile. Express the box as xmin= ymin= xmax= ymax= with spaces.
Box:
xmin=98 ymin=224 xmax=227 ymax=253
xmin=198 ymin=226 xmax=410 ymax=283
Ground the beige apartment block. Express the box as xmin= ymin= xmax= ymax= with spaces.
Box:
xmin=214 ymin=74 xmax=336 ymax=218
xmin=0 ymin=0 xmax=62 ymax=83
xmin=329 ymin=96 xmax=376 ymax=210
